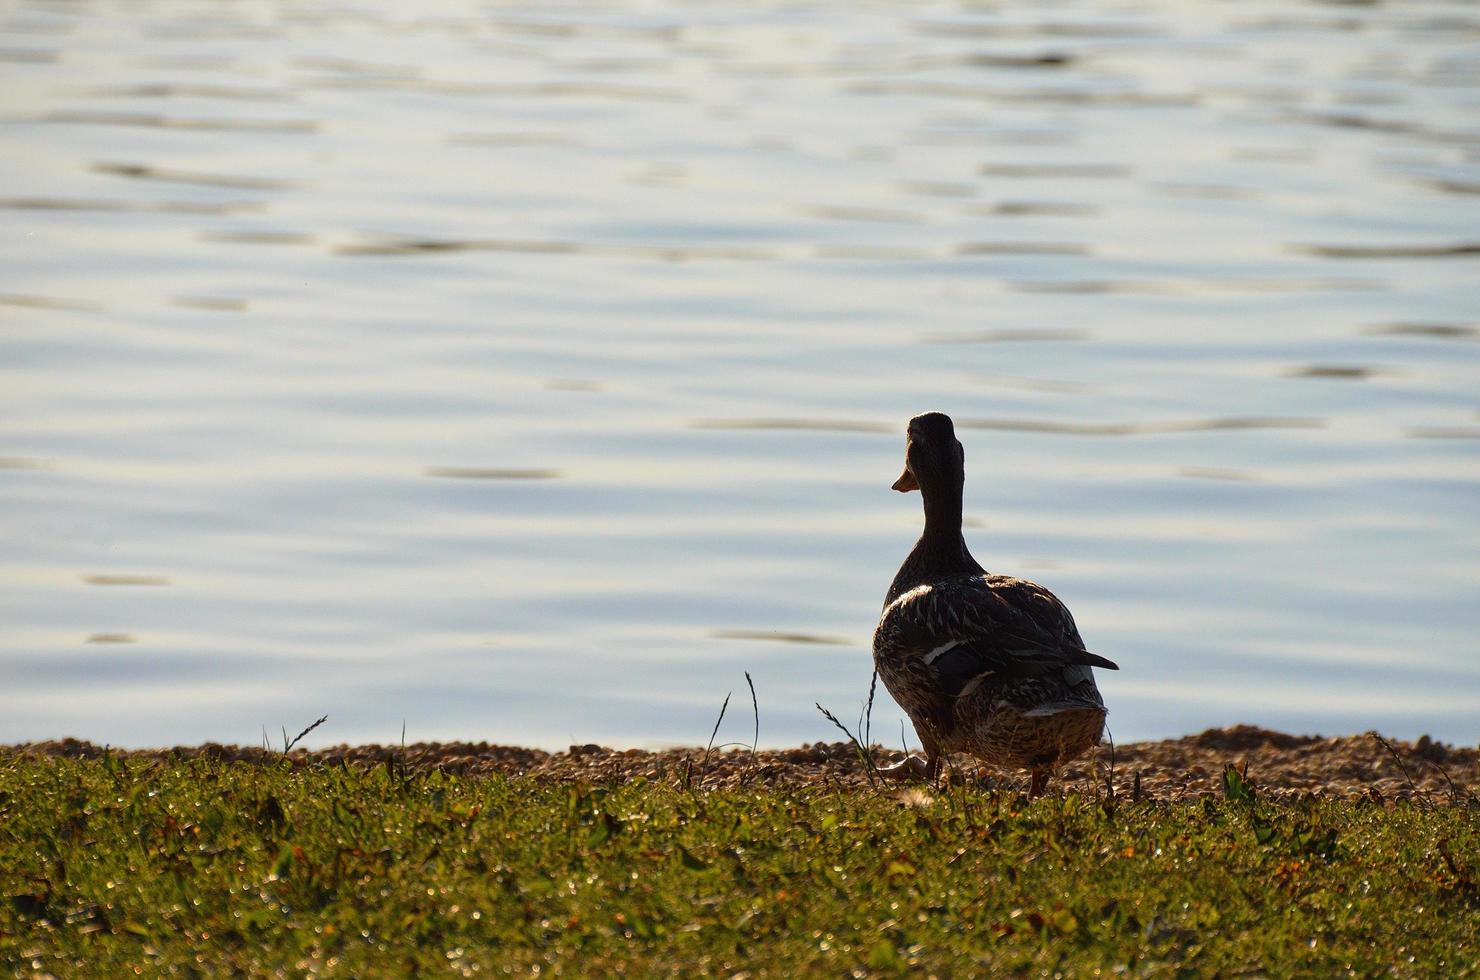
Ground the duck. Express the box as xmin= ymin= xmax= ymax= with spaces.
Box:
xmin=872 ymin=411 xmax=1117 ymax=794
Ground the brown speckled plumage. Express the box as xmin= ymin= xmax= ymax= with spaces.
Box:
xmin=872 ymin=412 xmax=1117 ymax=784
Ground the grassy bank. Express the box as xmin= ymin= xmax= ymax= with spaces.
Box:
xmin=2 ymin=752 xmax=1477 ymax=976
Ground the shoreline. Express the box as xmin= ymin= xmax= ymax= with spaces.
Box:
xmin=7 ymin=725 xmax=1476 ymax=802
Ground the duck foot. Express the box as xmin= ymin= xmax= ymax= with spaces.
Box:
xmin=877 ymin=754 xmax=933 ymax=782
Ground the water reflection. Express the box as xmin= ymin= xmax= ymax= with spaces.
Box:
xmin=199 ymin=230 xmax=317 ymax=246
xmin=1293 ymin=242 xmax=1480 ymax=259
xmin=956 ymin=417 xmax=1325 ymax=437
xmin=91 ymin=162 xmax=294 ymax=190
xmin=710 ymin=630 xmax=852 ymax=647
xmin=1012 ymin=277 xmax=1383 ymax=294
xmin=796 ymin=204 xmax=920 ymax=224
xmin=41 ymin=110 xmax=319 ymax=131
xmin=1419 ymin=178 xmax=1480 ymax=196
xmin=1406 ymin=427 xmax=1480 ymax=440
xmin=0 ymin=292 xmax=101 ymax=311
xmin=0 ymin=196 xmax=264 ymax=214
xmin=172 ymin=296 xmax=248 ymax=312
xmin=972 ymin=201 xmax=1099 ymax=217
xmin=84 ymin=83 xmax=290 ymax=102
xmin=1365 ymin=323 xmax=1476 ymax=338
xmin=1177 ymin=467 xmax=1258 ymax=483
xmin=0 ymin=48 xmax=56 ymax=62
xmin=1284 ymin=366 xmax=1377 ymax=380
xmin=1 ymin=0 xmax=1477 ymax=750
xmin=1289 ymin=111 xmax=1480 ymax=146
xmin=978 ymin=163 xmax=1130 ymax=177
xmin=448 ymin=131 xmax=569 ymax=147
xmin=920 ymin=329 xmax=1088 ymax=344
xmin=691 ymin=419 xmax=893 ymax=434
xmin=424 ymin=467 xmax=562 ymax=481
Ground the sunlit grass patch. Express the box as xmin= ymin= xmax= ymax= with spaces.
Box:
xmin=1 ymin=753 xmax=1476 ymax=975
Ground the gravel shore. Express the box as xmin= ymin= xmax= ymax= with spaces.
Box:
xmin=9 ymin=726 xmax=1476 ymax=804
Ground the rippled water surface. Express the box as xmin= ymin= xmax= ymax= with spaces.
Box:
xmin=3 ymin=0 xmax=1478 ymax=750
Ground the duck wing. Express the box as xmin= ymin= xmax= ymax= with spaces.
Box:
xmin=879 ymin=574 xmax=1118 ymax=699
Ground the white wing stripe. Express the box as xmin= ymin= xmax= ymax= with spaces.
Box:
xmin=922 ymin=640 xmax=959 ymax=665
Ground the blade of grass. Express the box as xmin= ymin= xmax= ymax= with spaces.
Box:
xmin=745 ymin=672 xmax=758 ymax=767
xmin=282 ymin=715 xmax=328 ymax=756
xmin=816 ymin=702 xmax=878 ymax=788
xmin=1369 ymin=731 xmax=1426 ymax=806
xmin=699 ymin=691 xmax=731 ymax=779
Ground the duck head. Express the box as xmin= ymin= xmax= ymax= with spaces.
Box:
xmin=893 ymin=411 xmax=964 ymax=495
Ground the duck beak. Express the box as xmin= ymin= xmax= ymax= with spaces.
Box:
xmin=892 ymin=467 xmax=919 ymax=493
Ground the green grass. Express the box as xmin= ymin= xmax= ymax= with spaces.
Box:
xmin=2 ymin=754 xmax=1477 ymax=976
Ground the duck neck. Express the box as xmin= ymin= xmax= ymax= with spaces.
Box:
xmin=885 ymin=477 xmax=981 ymax=606
xmin=921 ymin=477 xmax=965 ymax=544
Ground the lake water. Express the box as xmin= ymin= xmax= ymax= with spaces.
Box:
xmin=3 ymin=0 xmax=1478 ymax=752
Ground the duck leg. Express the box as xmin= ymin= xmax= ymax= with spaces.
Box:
xmin=1028 ymin=768 xmax=1051 ymax=797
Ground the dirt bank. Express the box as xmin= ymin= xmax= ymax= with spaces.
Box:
xmin=8 ymin=726 xmax=1476 ymax=804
